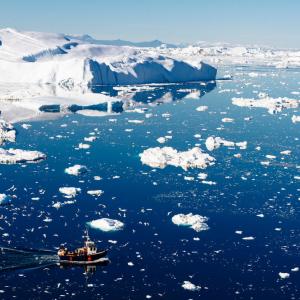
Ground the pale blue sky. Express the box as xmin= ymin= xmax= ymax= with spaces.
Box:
xmin=0 ymin=0 xmax=299 ymax=48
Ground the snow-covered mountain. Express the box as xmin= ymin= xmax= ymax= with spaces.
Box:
xmin=0 ymin=28 xmax=217 ymax=86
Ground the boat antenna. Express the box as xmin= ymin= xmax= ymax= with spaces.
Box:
xmin=85 ymin=226 xmax=90 ymax=241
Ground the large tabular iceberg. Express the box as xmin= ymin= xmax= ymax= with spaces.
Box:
xmin=140 ymin=146 xmax=215 ymax=171
xmin=0 ymin=28 xmax=217 ymax=86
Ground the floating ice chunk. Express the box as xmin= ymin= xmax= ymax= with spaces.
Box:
xmin=157 ymin=137 xmax=167 ymax=144
xmin=128 ymin=120 xmax=144 ymax=124
xmin=87 ymin=190 xmax=104 ymax=197
xmin=0 ymin=120 xmax=16 ymax=145
xmin=232 ymin=96 xmax=298 ymax=114
xmin=0 ymin=194 xmax=11 ymax=205
xmin=292 ymin=115 xmax=300 ymax=123
xmin=172 ymin=213 xmax=209 ymax=232
xmin=280 ymin=150 xmax=291 ymax=155
xmin=256 ymin=214 xmax=264 ymax=218
xmin=279 ymin=272 xmax=290 ymax=279
xmin=65 ymin=164 xmax=87 ymax=176
xmin=78 ymin=143 xmax=90 ymax=149
xmin=222 ymin=118 xmax=234 ymax=123
xmin=205 ymin=136 xmax=247 ymax=151
xmin=291 ymin=267 xmax=299 ymax=272
xmin=196 ymin=106 xmax=208 ymax=112
xmin=84 ymin=136 xmax=97 ymax=142
xmin=140 ymin=147 xmax=215 ymax=171
xmin=0 ymin=148 xmax=46 ymax=164
xmin=182 ymin=281 xmax=201 ymax=291
xmin=87 ymin=218 xmax=124 ymax=232
xmin=198 ymin=173 xmax=208 ymax=180
xmin=21 ymin=124 xmax=31 ymax=130
xmin=59 ymin=187 xmax=81 ymax=197
xmin=242 ymin=236 xmax=255 ymax=240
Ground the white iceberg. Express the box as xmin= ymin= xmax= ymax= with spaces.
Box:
xmin=292 ymin=115 xmax=300 ymax=123
xmin=87 ymin=190 xmax=104 ymax=197
xmin=65 ymin=164 xmax=87 ymax=176
xmin=0 ymin=120 xmax=16 ymax=145
xmin=172 ymin=213 xmax=209 ymax=232
xmin=0 ymin=28 xmax=217 ymax=86
xmin=205 ymin=136 xmax=247 ymax=151
xmin=59 ymin=187 xmax=81 ymax=197
xmin=0 ymin=148 xmax=46 ymax=164
xmin=140 ymin=146 xmax=215 ymax=171
xmin=182 ymin=281 xmax=201 ymax=291
xmin=87 ymin=218 xmax=124 ymax=232
xmin=0 ymin=193 xmax=11 ymax=205
xmin=232 ymin=95 xmax=298 ymax=114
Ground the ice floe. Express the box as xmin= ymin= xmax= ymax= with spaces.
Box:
xmin=232 ymin=95 xmax=299 ymax=114
xmin=182 ymin=281 xmax=201 ymax=291
xmin=140 ymin=147 xmax=215 ymax=171
xmin=292 ymin=115 xmax=300 ymax=123
xmin=171 ymin=213 xmax=209 ymax=232
xmin=278 ymin=272 xmax=290 ymax=279
xmin=65 ymin=164 xmax=87 ymax=176
xmin=0 ymin=120 xmax=16 ymax=145
xmin=205 ymin=136 xmax=247 ymax=151
xmin=87 ymin=218 xmax=124 ymax=232
xmin=59 ymin=187 xmax=81 ymax=197
xmin=87 ymin=190 xmax=104 ymax=197
xmin=0 ymin=193 xmax=11 ymax=205
xmin=0 ymin=148 xmax=46 ymax=164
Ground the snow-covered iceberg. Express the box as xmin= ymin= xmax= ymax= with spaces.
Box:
xmin=232 ymin=95 xmax=299 ymax=114
xmin=87 ymin=218 xmax=124 ymax=232
xmin=0 ymin=148 xmax=46 ymax=164
xmin=140 ymin=146 xmax=215 ymax=171
xmin=205 ymin=136 xmax=247 ymax=151
xmin=172 ymin=213 xmax=209 ymax=232
xmin=65 ymin=164 xmax=87 ymax=176
xmin=0 ymin=28 xmax=217 ymax=86
xmin=0 ymin=119 xmax=16 ymax=145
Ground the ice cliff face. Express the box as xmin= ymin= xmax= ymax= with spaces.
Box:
xmin=0 ymin=28 xmax=217 ymax=86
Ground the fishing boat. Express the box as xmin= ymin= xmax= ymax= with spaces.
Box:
xmin=57 ymin=231 xmax=108 ymax=265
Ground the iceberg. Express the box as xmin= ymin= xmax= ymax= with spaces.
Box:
xmin=0 ymin=193 xmax=11 ymax=205
xmin=87 ymin=218 xmax=124 ymax=232
xmin=0 ymin=119 xmax=16 ymax=145
xmin=182 ymin=281 xmax=201 ymax=291
xmin=140 ymin=146 xmax=215 ymax=171
xmin=0 ymin=148 xmax=46 ymax=164
xmin=172 ymin=213 xmax=209 ymax=232
xmin=65 ymin=164 xmax=87 ymax=176
xmin=232 ymin=95 xmax=299 ymax=114
xmin=0 ymin=28 xmax=217 ymax=86
xmin=59 ymin=187 xmax=81 ymax=197
xmin=205 ymin=136 xmax=247 ymax=151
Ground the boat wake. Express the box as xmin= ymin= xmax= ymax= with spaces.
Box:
xmin=0 ymin=246 xmax=58 ymax=272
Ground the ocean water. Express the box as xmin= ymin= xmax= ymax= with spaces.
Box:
xmin=0 ymin=66 xmax=300 ymax=299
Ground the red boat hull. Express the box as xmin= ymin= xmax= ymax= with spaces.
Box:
xmin=59 ymin=249 xmax=108 ymax=264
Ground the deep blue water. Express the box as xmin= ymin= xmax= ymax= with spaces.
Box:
xmin=0 ymin=66 xmax=300 ymax=299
